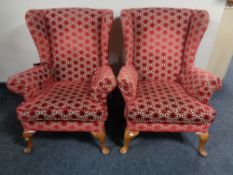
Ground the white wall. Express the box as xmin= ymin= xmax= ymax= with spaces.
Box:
xmin=0 ymin=0 xmax=225 ymax=81
xmin=208 ymin=7 xmax=233 ymax=79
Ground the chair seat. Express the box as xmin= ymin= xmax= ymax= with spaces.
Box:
xmin=17 ymin=81 xmax=106 ymax=122
xmin=127 ymin=80 xmax=216 ymax=124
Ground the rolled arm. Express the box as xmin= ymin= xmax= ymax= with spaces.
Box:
xmin=7 ymin=64 xmax=52 ymax=99
xmin=117 ymin=64 xmax=139 ymax=101
xmin=179 ymin=67 xmax=222 ymax=104
xmin=91 ymin=65 xmax=117 ymax=102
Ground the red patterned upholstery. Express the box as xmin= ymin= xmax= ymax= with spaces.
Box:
xmin=179 ymin=67 xmax=222 ymax=104
xmin=127 ymin=122 xmax=210 ymax=132
xmin=126 ymin=80 xmax=216 ymax=124
xmin=7 ymin=8 xmax=116 ymax=132
xmin=22 ymin=121 xmax=103 ymax=132
xmin=17 ymin=81 xmax=106 ymax=122
xmin=7 ymin=64 xmax=52 ymax=99
xmin=119 ymin=8 xmax=222 ymax=132
xmin=118 ymin=64 xmax=139 ymax=101
xmin=25 ymin=8 xmax=113 ymax=82
xmin=91 ymin=65 xmax=117 ymax=102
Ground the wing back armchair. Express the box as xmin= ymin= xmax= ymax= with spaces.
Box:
xmin=7 ymin=8 xmax=116 ymax=154
xmin=118 ymin=8 xmax=222 ymax=156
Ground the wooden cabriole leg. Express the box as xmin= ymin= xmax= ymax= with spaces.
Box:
xmin=120 ymin=127 xmax=139 ymax=154
xmin=22 ymin=131 xmax=35 ymax=154
xmin=91 ymin=130 xmax=110 ymax=155
xmin=197 ymin=132 xmax=209 ymax=157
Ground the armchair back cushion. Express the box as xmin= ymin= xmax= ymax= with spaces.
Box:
xmin=121 ymin=8 xmax=209 ymax=81
xmin=26 ymin=8 xmax=112 ymax=82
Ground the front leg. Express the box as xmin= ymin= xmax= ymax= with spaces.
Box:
xmin=197 ymin=132 xmax=209 ymax=157
xmin=22 ymin=131 xmax=35 ymax=154
xmin=120 ymin=127 xmax=139 ymax=154
xmin=91 ymin=130 xmax=110 ymax=155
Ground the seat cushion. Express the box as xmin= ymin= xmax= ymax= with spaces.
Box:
xmin=17 ymin=81 xmax=106 ymax=122
xmin=127 ymin=80 xmax=216 ymax=124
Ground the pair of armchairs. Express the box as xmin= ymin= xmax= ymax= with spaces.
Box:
xmin=7 ymin=8 xmax=222 ymax=156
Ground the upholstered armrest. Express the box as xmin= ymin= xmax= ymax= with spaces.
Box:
xmin=7 ymin=64 xmax=52 ymax=99
xmin=91 ymin=65 xmax=116 ymax=102
xmin=117 ymin=64 xmax=139 ymax=101
xmin=179 ymin=67 xmax=222 ymax=104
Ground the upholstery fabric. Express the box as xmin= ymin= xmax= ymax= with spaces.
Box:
xmin=117 ymin=64 xmax=139 ymax=100
xmin=179 ymin=67 xmax=222 ymax=104
xmin=91 ymin=65 xmax=116 ymax=102
xmin=119 ymin=8 xmax=222 ymax=132
xmin=17 ymin=81 xmax=106 ymax=122
xmin=7 ymin=64 xmax=52 ymax=99
xmin=7 ymin=8 xmax=116 ymax=132
xmin=127 ymin=121 xmax=209 ymax=132
xmin=25 ymin=8 xmax=113 ymax=82
xmin=22 ymin=121 xmax=104 ymax=132
xmin=126 ymin=80 xmax=216 ymax=124
xmin=121 ymin=8 xmax=193 ymax=81
xmin=181 ymin=10 xmax=210 ymax=70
